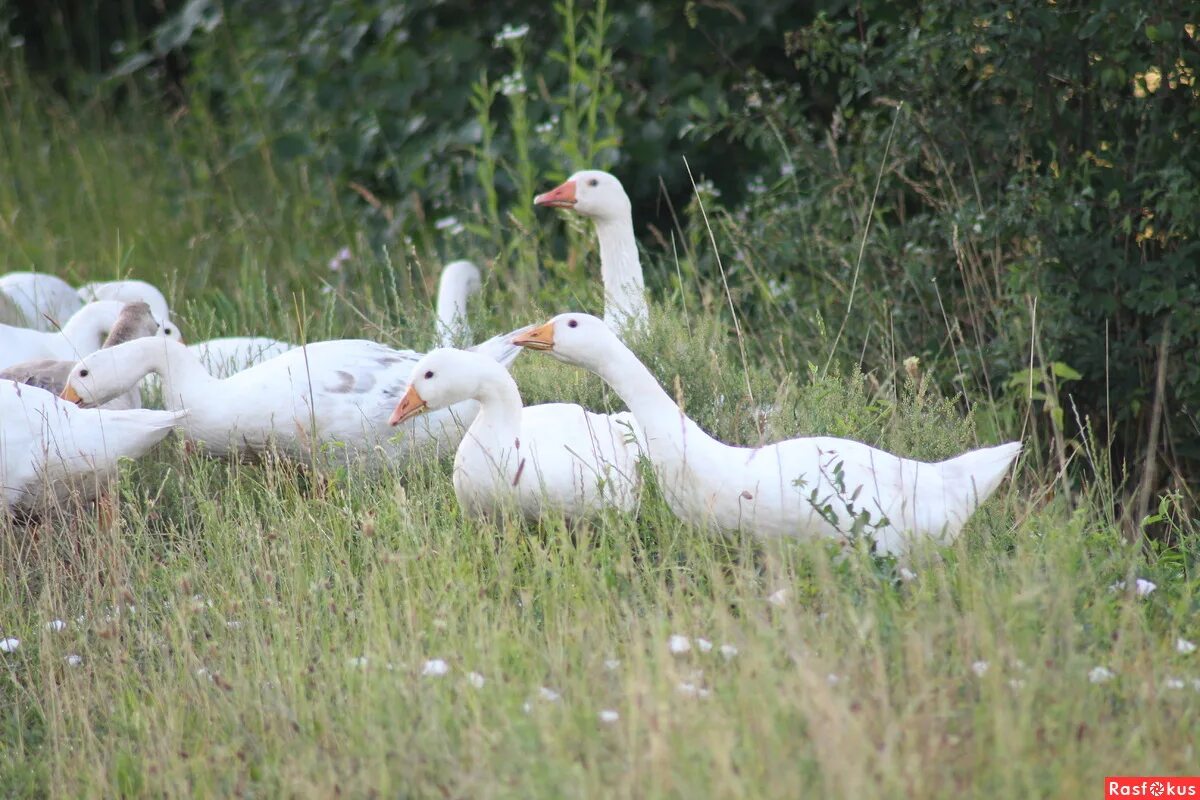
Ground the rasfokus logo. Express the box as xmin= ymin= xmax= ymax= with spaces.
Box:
xmin=1106 ymin=777 xmax=1200 ymax=798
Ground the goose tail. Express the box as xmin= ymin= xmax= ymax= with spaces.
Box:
xmin=467 ymin=324 xmax=533 ymax=370
xmin=937 ymin=441 xmax=1022 ymax=507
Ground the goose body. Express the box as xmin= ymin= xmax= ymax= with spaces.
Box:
xmin=0 ymin=272 xmax=84 ymax=331
xmin=189 ymin=337 xmax=296 ymax=378
xmin=515 ymin=314 xmax=1021 ymax=555
xmin=62 ymin=330 xmax=526 ymax=464
xmin=535 ymin=170 xmax=649 ymax=338
xmin=391 ymin=348 xmax=642 ymax=519
xmin=0 ymin=301 xmax=163 ymax=409
xmin=0 ymin=380 xmax=184 ymax=513
xmin=0 ymin=301 xmax=130 ymax=372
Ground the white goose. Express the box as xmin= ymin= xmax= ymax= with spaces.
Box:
xmin=0 ymin=272 xmax=83 ymax=331
xmin=77 ymin=279 xmax=182 ymax=340
xmin=0 ymin=380 xmax=185 ymax=514
xmin=389 ymin=348 xmax=641 ymax=519
xmin=0 ymin=300 xmax=130 ymax=372
xmin=534 ymin=171 xmax=649 ymax=338
xmin=514 ymin=314 xmax=1022 ymax=555
xmin=188 ymin=337 xmax=297 ymax=379
xmin=60 ymin=329 xmax=527 ymax=465
xmin=0 ymin=301 xmax=163 ymax=409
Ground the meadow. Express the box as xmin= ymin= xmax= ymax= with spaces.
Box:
xmin=1 ymin=50 xmax=1198 ymax=799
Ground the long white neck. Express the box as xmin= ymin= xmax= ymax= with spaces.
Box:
xmin=464 ymin=361 xmax=525 ymax=448
xmin=129 ymin=338 xmax=218 ymax=409
xmin=59 ymin=303 xmax=119 ymax=356
xmin=594 ymin=216 xmax=649 ymax=336
xmin=436 ymin=280 xmax=472 ymax=348
xmin=581 ymin=339 xmax=718 ymax=462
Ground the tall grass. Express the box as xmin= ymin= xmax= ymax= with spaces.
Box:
xmin=0 ymin=46 xmax=1197 ymax=799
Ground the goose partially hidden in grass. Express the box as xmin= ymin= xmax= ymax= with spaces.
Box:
xmin=534 ymin=170 xmax=649 ymax=339
xmin=514 ymin=313 xmax=1021 ymax=555
xmin=0 ymin=380 xmax=185 ymax=514
xmin=60 ymin=329 xmax=529 ymax=466
xmin=0 ymin=301 xmax=164 ymax=409
xmin=388 ymin=347 xmax=641 ymax=519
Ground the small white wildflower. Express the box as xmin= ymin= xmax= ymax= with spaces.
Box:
xmin=0 ymin=638 xmax=19 ymax=653
xmin=766 ymin=278 xmax=786 ymax=299
xmin=492 ymin=22 xmax=530 ymax=47
xmin=522 ymin=701 xmax=532 ymax=714
xmin=972 ymin=223 xmax=983 ymax=234
xmin=538 ymin=687 xmax=561 ymax=702
xmin=535 ymin=116 xmax=559 ymax=136
xmin=899 ymin=567 xmax=918 ymax=582
xmin=668 ymin=635 xmax=691 ymax=655
xmin=719 ymin=644 xmax=738 ymax=660
xmin=422 ymin=659 xmax=449 ymax=677
xmin=467 ymin=671 xmax=485 ymax=689
xmin=1088 ymin=666 xmax=1116 ymax=684
xmin=767 ymin=588 xmax=790 ymax=607
xmin=1008 ymin=678 xmax=1026 ymax=689
xmin=64 ymin=654 xmax=83 ymax=667
xmin=676 ymin=681 xmax=710 ymax=698
xmin=327 ymin=246 xmax=351 ymax=272
xmin=498 ymin=70 xmax=526 ymax=97
xmin=225 ymin=620 xmax=242 ymax=630
xmin=694 ymin=179 xmax=721 ymax=198
xmin=598 ymin=709 xmax=619 ymax=723
xmin=1177 ymin=638 xmax=1197 ymax=655
xmin=320 ymin=284 xmax=334 ymax=295
xmin=696 ymin=638 xmax=713 ymax=653
xmin=347 ymin=656 xmax=369 ymax=669
xmin=971 ymin=660 xmax=989 ymax=677
xmin=604 ymin=658 xmax=621 ymax=671
xmin=190 ymin=594 xmax=212 ymax=611
xmin=75 ymin=614 xmax=88 ymax=625
xmin=780 ymin=162 xmax=796 ymax=177
xmin=434 ymin=215 xmax=459 ymax=231
xmin=195 ymin=667 xmax=212 ymax=680
xmin=1164 ymin=677 xmax=1186 ymax=690
xmin=46 ymin=619 xmax=66 ymax=632
xmin=826 ymin=673 xmax=841 ymax=686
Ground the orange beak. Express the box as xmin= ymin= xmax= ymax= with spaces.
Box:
xmin=60 ymin=383 xmax=83 ymax=405
xmin=533 ymin=179 xmax=577 ymax=209
xmin=512 ymin=321 xmax=555 ymax=351
xmin=388 ymin=384 xmax=428 ymax=426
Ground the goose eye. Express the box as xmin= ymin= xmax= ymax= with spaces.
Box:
xmin=567 ymin=319 xmax=579 ymax=328
xmin=424 ymin=370 xmax=434 ymax=379
xmin=587 ymin=178 xmax=599 ymax=187
xmin=164 ymin=327 xmax=173 ymax=336
xmin=79 ymin=369 xmax=90 ymax=378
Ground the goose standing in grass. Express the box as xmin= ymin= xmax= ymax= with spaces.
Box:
xmin=0 ymin=380 xmax=185 ymax=514
xmin=0 ymin=300 xmax=130 ymax=372
xmin=390 ymin=348 xmax=642 ymax=519
xmin=0 ymin=301 xmax=163 ymax=409
xmin=0 ymin=272 xmax=83 ymax=331
xmin=60 ymin=329 xmax=528 ymax=465
xmin=534 ymin=170 xmax=649 ymax=338
xmin=515 ymin=314 xmax=1021 ymax=555
xmin=77 ymin=279 xmax=181 ymax=339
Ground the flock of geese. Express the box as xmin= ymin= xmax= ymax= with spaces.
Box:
xmin=0 ymin=170 xmax=1021 ymax=555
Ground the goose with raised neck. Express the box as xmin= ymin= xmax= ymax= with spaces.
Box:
xmin=77 ymin=278 xmax=182 ymax=341
xmin=389 ymin=348 xmax=640 ymax=518
xmin=61 ymin=328 xmax=528 ymax=465
xmin=514 ymin=313 xmax=1022 ymax=556
xmin=535 ymin=170 xmax=649 ymax=338
xmin=435 ymin=260 xmax=483 ymax=347
xmin=0 ymin=271 xmax=84 ymax=331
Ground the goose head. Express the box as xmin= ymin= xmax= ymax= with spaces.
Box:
xmin=512 ymin=312 xmax=616 ymax=371
xmin=534 ymin=170 xmax=631 ymax=223
xmin=389 ymin=348 xmax=482 ymax=426
xmin=61 ymin=340 xmax=161 ymax=408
